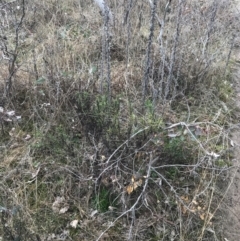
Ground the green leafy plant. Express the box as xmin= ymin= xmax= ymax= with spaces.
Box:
xmin=93 ymin=187 xmax=111 ymax=213
xmin=163 ymin=135 xmax=192 ymax=164
xmin=165 ymin=166 xmax=179 ymax=180
xmin=33 ymin=125 xmax=78 ymax=160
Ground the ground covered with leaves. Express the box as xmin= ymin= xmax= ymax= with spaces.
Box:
xmin=0 ymin=0 xmax=239 ymax=240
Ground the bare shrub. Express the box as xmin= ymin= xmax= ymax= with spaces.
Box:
xmin=0 ymin=0 xmax=238 ymax=240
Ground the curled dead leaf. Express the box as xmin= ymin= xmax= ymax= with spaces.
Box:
xmin=180 ymin=195 xmax=189 ymax=202
xmin=126 ymin=177 xmax=143 ymax=194
xmin=126 ymin=185 xmax=134 ymax=195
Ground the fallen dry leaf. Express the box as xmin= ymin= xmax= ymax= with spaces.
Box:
xmin=200 ymin=213 xmax=205 ymax=220
xmin=52 ymin=196 xmax=67 ymax=213
xmin=126 ymin=185 xmax=134 ymax=195
xmin=70 ymin=219 xmax=78 ymax=228
xmin=59 ymin=205 xmax=69 ymax=214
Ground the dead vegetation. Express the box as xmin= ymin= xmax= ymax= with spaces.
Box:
xmin=0 ymin=0 xmax=239 ymax=240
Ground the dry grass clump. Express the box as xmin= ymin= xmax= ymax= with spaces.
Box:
xmin=0 ymin=0 xmax=239 ymax=240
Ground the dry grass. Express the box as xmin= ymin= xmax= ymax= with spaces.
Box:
xmin=0 ymin=0 xmax=239 ymax=240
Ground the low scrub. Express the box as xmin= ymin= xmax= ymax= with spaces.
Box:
xmin=0 ymin=0 xmax=238 ymax=240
